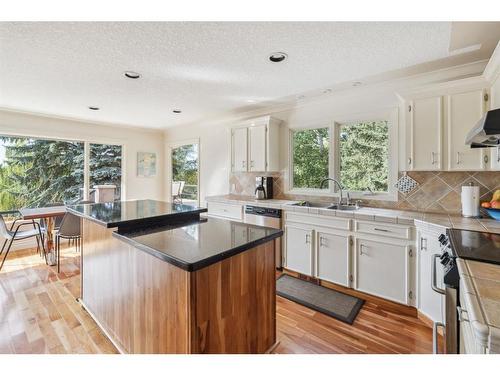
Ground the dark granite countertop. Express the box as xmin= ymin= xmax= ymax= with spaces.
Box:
xmin=113 ymin=217 xmax=283 ymax=271
xmin=67 ymin=199 xmax=207 ymax=228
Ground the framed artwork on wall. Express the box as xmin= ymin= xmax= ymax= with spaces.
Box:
xmin=137 ymin=152 xmax=157 ymax=177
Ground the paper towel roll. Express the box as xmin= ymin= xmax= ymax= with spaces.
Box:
xmin=461 ymin=185 xmax=480 ymax=218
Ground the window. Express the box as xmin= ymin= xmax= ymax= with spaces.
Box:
xmin=289 ymin=115 xmax=394 ymax=199
xmin=89 ymin=143 xmax=122 ymax=200
xmin=291 ymin=128 xmax=329 ymax=190
xmin=0 ymin=136 xmax=84 ymax=211
xmin=171 ymin=142 xmax=199 ymax=204
xmin=0 ymin=136 xmax=123 ymax=214
xmin=338 ymin=120 xmax=389 ymax=192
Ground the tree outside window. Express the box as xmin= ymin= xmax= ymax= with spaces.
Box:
xmin=338 ymin=120 xmax=389 ymax=192
xmin=292 ymin=128 xmax=329 ymax=190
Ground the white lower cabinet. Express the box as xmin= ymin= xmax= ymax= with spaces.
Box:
xmin=417 ymin=228 xmax=445 ymax=323
xmin=284 ymin=225 xmax=314 ymax=276
xmin=354 ymin=238 xmax=409 ymax=304
xmin=315 ymin=231 xmax=350 ymax=287
xmin=284 ymin=213 xmax=415 ymax=306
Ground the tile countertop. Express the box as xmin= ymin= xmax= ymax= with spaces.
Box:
xmin=457 ymin=258 xmax=500 ymax=353
xmin=205 ymin=195 xmax=500 ymax=233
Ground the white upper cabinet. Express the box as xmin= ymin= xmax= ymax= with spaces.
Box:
xmin=401 ymin=79 xmax=493 ymax=172
xmin=230 ymin=116 xmax=281 ymax=173
xmin=231 ymin=127 xmax=248 ymax=172
xmin=446 ymin=89 xmax=487 ymax=171
xmin=248 ymin=124 xmax=267 ymax=172
xmin=491 ymin=146 xmax=500 ymax=171
xmin=408 ymin=96 xmax=442 ymax=170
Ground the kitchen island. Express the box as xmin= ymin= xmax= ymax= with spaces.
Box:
xmin=68 ymin=200 xmax=282 ymax=354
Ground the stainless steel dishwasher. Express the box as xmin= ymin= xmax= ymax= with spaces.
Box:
xmin=243 ymin=205 xmax=283 ymax=269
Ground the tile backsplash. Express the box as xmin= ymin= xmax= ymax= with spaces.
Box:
xmin=228 ymin=171 xmax=500 ymax=214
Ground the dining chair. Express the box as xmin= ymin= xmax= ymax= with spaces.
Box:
xmin=1 ymin=210 xmax=46 ymax=258
xmin=0 ymin=214 xmax=46 ymax=272
xmin=55 ymin=213 xmax=81 ymax=273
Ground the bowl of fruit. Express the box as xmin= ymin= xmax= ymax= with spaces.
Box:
xmin=481 ymin=190 xmax=500 ymax=221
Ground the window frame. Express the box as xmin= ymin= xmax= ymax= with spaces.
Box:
xmin=166 ymin=138 xmax=201 ymax=205
xmin=0 ymin=133 xmax=125 ymax=203
xmin=287 ymin=109 xmax=398 ymax=201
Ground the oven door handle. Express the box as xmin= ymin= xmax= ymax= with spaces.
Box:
xmin=431 ymin=254 xmax=446 ymax=295
xmin=433 ymin=321 xmax=445 ymax=354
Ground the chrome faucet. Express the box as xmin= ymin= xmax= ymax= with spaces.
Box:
xmin=320 ymin=178 xmax=344 ymax=205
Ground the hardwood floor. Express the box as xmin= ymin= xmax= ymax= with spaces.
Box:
xmin=0 ymin=247 xmax=434 ymax=354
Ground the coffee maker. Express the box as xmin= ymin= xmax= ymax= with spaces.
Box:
xmin=255 ymin=176 xmax=273 ymax=200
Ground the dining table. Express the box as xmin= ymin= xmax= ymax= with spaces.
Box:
xmin=19 ymin=205 xmax=66 ymax=266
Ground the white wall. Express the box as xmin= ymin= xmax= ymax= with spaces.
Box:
xmin=0 ymin=109 xmax=165 ymax=201
xmin=164 ymin=86 xmax=401 ymax=204
xmin=164 ymin=121 xmax=231 ymax=204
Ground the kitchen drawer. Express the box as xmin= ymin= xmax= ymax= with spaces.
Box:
xmin=207 ymin=202 xmax=243 ymax=221
xmin=285 ymin=212 xmax=351 ymax=231
xmin=355 ymin=220 xmax=412 ymax=240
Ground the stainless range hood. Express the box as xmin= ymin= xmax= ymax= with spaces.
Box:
xmin=465 ymin=108 xmax=500 ymax=148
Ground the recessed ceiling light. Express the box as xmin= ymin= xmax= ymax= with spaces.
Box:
xmin=124 ymin=71 xmax=141 ymax=79
xmin=323 ymin=89 xmax=332 ymax=94
xmin=172 ymin=109 xmax=182 ymax=114
xmin=246 ymin=99 xmax=256 ymax=103
xmin=269 ymin=52 xmax=287 ymax=63
xmin=88 ymin=106 xmax=100 ymax=111
xmin=352 ymin=81 xmax=362 ymax=87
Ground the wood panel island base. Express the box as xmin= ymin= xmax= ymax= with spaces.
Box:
xmin=69 ymin=200 xmax=282 ymax=354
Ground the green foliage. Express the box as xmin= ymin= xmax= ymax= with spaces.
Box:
xmin=292 ymin=128 xmax=329 ymax=189
xmin=0 ymin=136 xmax=122 ymax=211
xmin=89 ymin=143 xmax=122 ymax=199
xmin=291 ymin=121 xmax=389 ymax=192
xmin=339 ymin=121 xmax=389 ymax=192
xmin=171 ymin=144 xmax=198 ymax=200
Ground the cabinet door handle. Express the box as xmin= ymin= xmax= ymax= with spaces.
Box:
xmin=359 ymin=244 xmax=367 ymax=255
xmin=319 ymin=236 xmax=326 ymax=247
xmin=433 ymin=322 xmax=445 ymax=354
xmin=420 ymin=237 xmax=427 ymax=250
xmin=431 ymin=152 xmax=436 ymax=165
xmin=497 ymin=148 xmax=500 ymax=163
xmin=408 ymin=157 xmax=412 ymax=165
xmin=456 ymin=152 xmax=461 ymax=165
xmin=457 ymin=306 xmax=469 ymax=322
xmin=431 ymin=254 xmax=445 ymax=295
xmin=374 ymin=228 xmax=389 ymax=232
xmin=250 ymin=160 xmax=254 ymax=168
xmin=242 ymin=160 xmax=246 ymax=168
xmin=305 ymin=234 xmax=311 ymax=244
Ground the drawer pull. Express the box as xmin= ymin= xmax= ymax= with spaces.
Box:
xmin=374 ymin=228 xmax=389 ymax=232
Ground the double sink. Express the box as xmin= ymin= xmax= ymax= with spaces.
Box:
xmin=291 ymin=201 xmax=360 ymax=211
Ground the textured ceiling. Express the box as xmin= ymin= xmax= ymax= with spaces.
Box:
xmin=0 ymin=22 xmax=497 ymax=129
